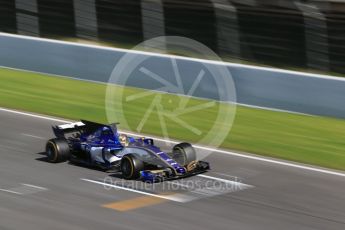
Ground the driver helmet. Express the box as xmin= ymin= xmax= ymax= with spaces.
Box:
xmin=119 ymin=134 xmax=129 ymax=146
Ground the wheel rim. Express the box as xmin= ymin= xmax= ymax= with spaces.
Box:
xmin=172 ymin=149 xmax=186 ymax=166
xmin=122 ymin=159 xmax=132 ymax=177
xmin=47 ymin=145 xmax=54 ymax=159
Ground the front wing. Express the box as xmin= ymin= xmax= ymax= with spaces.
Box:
xmin=140 ymin=161 xmax=210 ymax=182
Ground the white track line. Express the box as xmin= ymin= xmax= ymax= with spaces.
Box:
xmin=236 ymin=102 xmax=312 ymax=116
xmin=81 ymin=178 xmax=189 ymax=203
xmin=1 ymin=107 xmax=345 ymax=178
xmin=1 ymin=32 xmax=345 ymax=82
xmin=0 ymin=188 xmax=22 ymax=195
xmin=197 ymin=174 xmax=252 ymax=188
xmin=22 ymin=184 xmax=48 ymax=190
xmin=21 ymin=133 xmax=46 ymax=140
xmin=166 ymin=181 xmax=194 ymax=189
xmin=0 ymin=107 xmax=69 ymax=123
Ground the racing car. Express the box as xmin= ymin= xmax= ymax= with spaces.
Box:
xmin=45 ymin=120 xmax=210 ymax=182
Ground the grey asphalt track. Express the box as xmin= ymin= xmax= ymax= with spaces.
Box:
xmin=1 ymin=109 xmax=345 ymax=230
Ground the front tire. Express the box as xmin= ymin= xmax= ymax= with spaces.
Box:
xmin=46 ymin=138 xmax=70 ymax=163
xmin=171 ymin=142 xmax=196 ymax=166
xmin=120 ymin=154 xmax=144 ymax=180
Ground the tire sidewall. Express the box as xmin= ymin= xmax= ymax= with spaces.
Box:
xmin=46 ymin=138 xmax=70 ymax=163
xmin=121 ymin=154 xmax=144 ymax=180
xmin=172 ymin=142 xmax=196 ymax=166
xmin=46 ymin=140 xmax=58 ymax=162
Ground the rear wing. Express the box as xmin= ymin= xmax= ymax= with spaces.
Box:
xmin=52 ymin=120 xmax=120 ymax=138
xmin=52 ymin=121 xmax=85 ymax=138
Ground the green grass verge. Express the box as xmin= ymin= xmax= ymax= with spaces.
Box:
xmin=1 ymin=67 xmax=345 ymax=171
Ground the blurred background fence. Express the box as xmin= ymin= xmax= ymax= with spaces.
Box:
xmin=0 ymin=0 xmax=344 ymax=74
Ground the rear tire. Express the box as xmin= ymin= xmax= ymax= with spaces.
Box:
xmin=121 ymin=154 xmax=144 ymax=180
xmin=172 ymin=142 xmax=196 ymax=166
xmin=46 ymin=138 xmax=70 ymax=163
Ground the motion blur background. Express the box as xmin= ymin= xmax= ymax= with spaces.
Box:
xmin=0 ymin=0 xmax=343 ymax=74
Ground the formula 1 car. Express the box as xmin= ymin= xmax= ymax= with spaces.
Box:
xmin=45 ymin=120 xmax=210 ymax=182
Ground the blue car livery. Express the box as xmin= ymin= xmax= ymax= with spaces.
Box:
xmin=45 ymin=120 xmax=210 ymax=182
